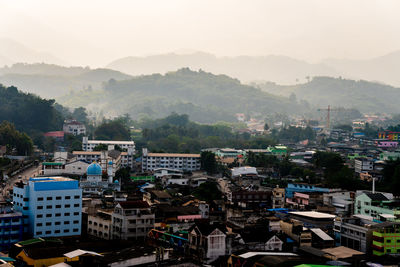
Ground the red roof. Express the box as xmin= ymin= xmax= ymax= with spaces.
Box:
xmin=44 ymin=131 xmax=64 ymax=138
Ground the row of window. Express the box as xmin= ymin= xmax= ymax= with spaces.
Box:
xmin=36 ymin=212 xmax=79 ymax=218
xmin=88 ymin=221 xmax=109 ymax=228
xmin=36 ymin=220 xmax=79 ymax=227
xmin=37 ymin=204 xmax=80 ymax=209
xmin=37 ymin=195 xmax=80 ymax=201
xmin=36 ymin=228 xmax=79 ymax=235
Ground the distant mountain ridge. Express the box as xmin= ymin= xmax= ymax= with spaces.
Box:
xmin=256 ymin=76 xmax=400 ymax=114
xmin=57 ymin=68 xmax=309 ymax=123
xmin=0 ymin=63 xmax=132 ymax=98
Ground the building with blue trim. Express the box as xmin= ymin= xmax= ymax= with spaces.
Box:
xmin=13 ymin=177 xmax=82 ymax=238
xmin=0 ymin=212 xmax=23 ymax=251
xmin=285 ymin=183 xmax=330 ymax=198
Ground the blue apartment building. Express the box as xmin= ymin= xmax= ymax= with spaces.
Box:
xmin=0 ymin=212 xmax=23 ymax=251
xmin=13 ymin=177 xmax=82 ymax=238
xmin=285 ymin=183 xmax=331 ymax=198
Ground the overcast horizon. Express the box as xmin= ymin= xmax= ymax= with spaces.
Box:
xmin=1 ymin=0 xmax=400 ymax=67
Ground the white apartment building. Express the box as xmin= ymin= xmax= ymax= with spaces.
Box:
xmin=354 ymin=158 xmax=374 ymax=173
xmin=87 ymin=210 xmax=112 ymax=240
xmin=111 ymin=201 xmax=155 ymax=240
xmin=73 ymin=150 xmax=133 ymax=170
xmin=63 ymin=120 xmax=86 ymax=136
xmin=141 ymin=148 xmax=201 ymax=172
xmin=82 ymin=137 xmax=135 ymax=153
xmin=13 ymin=177 xmax=82 ymax=238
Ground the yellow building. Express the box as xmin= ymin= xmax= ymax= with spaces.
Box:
xmin=16 ymin=248 xmax=79 ymax=267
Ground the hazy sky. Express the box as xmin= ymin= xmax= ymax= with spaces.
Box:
xmin=1 ymin=0 xmax=400 ymax=66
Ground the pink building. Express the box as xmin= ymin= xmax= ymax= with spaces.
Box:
xmin=376 ymin=141 xmax=398 ymax=148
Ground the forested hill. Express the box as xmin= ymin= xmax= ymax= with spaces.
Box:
xmin=256 ymin=76 xmax=400 ymax=114
xmin=0 ymin=63 xmax=132 ymax=98
xmin=0 ymin=84 xmax=63 ymax=134
xmin=58 ymin=68 xmax=310 ymax=123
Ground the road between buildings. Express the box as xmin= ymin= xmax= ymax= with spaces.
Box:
xmin=2 ymin=164 xmax=41 ymax=198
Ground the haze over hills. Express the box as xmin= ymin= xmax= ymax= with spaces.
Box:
xmin=256 ymin=76 xmax=400 ymax=114
xmin=57 ymin=68 xmax=309 ymax=123
xmin=0 ymin=63 xmax=132 ymax=98
xmin=0 ymin=38 xmax=68 ymax=66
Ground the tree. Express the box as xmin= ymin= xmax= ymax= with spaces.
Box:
xmin=93 ymin=144 xmax=108 ymax=151
xmin=0 ymin=121 xmax=33 ymax=155
xmin=264 ymin=122 xmax=269 ymax=131
xmin=192 ymin=181 xmax=222 ymax=202
xmin=200 ymin=151 xmax=218 ymax=174
xmin=94 ymin=119 xmax=131 ymax=140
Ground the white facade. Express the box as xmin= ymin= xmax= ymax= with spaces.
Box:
xmin=65 ymin=161 xmax=90 ymax=175
xmin=82 ymin=137 xmax=135 ymax=153
xmin=13 ymin=177 xmax=82 ymax=238
xmin=87 ymin=210 xmax=112 ymax=240
xmin=354 ymin=158 xmax=374 ymax=173
xmin=141 ymin=148 xmax=200 ymax=172
xmin=63 ymin=120 xmax=86 ymax=136
xmin=73 ymin=151 xmax=133 ymax=170
xmin=111 ymin=201 xmax=155 ymax=240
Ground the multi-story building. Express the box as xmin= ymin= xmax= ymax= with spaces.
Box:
xmin=141 ymin=148 xmax=201 ymax=172
xmin=13 ymin=177 xmax=82 ymax=238
xmin=288 ymin=211 xmax=336 ymax=235
xmin=111 ymin=201 xmax=155 ymax=240
xmin=41 ymin=160 xmax=90 ymax=176
xmin=372 ymin=222 xmax=400 ymax=256
xmin=82 ymin=137 xmax=135 ymax=153
xmin=354 ymin=192 xmax=400 ymax=222
xmin=285 ymin=183 xmax=330 ymax=199
xmin=334 ymin=216 xmax=377 ymax=254
xmin=73 ymin=150 xmax=133 ymax=170
xmin=87 ymin=210 xmax=112 ymax=240
xmin=63 ymin=119 xmax=86 ymax=136
xmin=354 ymin=158 xmax=374 ymax=174
xmin=323 ymin=191 xmax=354 ymax=216
xmin=272 ymin=186 xmax=285 ymax=209
xmin=0 ymin=212 xmax=23 ymax=251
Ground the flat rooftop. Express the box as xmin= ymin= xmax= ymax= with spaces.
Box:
xmin=289 ymin=211 xmax=336 ymax=219
xmin=87 ymin=140 xmax=134 ymax=145
xmin=146 ymin=153 xmax=200 ymax=158
xmin=29 ymin=177 xmax=75 ymax=182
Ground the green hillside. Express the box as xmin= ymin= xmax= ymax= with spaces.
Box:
xmin=256 ymin=76 xmax=400 ymax=114
xmin=58 ymin=68 xmax=309 ymax=123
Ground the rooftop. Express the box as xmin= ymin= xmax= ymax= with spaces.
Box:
xmin=289 ymin=211 xmax=336 ymax=219
xmin=87 ymin=140 xmax=134 ymax=145
xmin=146 ymin=153 xmax=200 ymax=158
xmin=29 ymin=177 xmax=75 ymax=182
xmin=118 ymin=201 xmax=150 ymax=209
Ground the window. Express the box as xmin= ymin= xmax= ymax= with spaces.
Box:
xmin=73 ymin=212 xmax=79 ymax=216
xmin=55 ymin=222 xmax=61 ymax=225
xmin=65 ymin=204 xmax=70 ymax=208
xmin=74 ymin=204 xmax=80 ymax=208
xmin=56 ymin=205 xmax=61 ymax=209
xmin=74 ymin=195 xmax=80 ymax=199
xmin=65 ymin=213 xmax=70 ymax=216
xmin=88 ymin=221 xmax=92 ymax=225
xmin=37 ymin=197 xmax=43 ymax=201
xmin=73 ymin=228 xmax=79 ymax=232
xmin=36 ymin=231 xmax=42 ymax=235
xmin=55 ymin=213 xmax=61 ymax=217
xmin=37 ymin=223 xmax=43 ymax=227
xmin=64 ymin=221 xmax=70 ymax=225
xmin=65 ymin=196 xmax=71 ymax=200
xmin=23 ymin=207 xmax=28 ymax=211
xmin=55 ymin=230 xmax=60 ymax=234
xmin=56 ymin=196 xmax=62 ymax=200
xmin=46 ymin=214 xmax=52 ymax=218
xmin=47 ymin=197 xmax=52 ymax=201
xmin=45 ymin=230 xmax=51 ymax=234
xmin=46 ymin=222 xmax=51 ymax=226
xmin=46 ymin=205 xmax=52 ymax=209
xmin=37 ymin=206 xmax=43 ymax=210
xmin=36 ymin=214 xmax=43 ymax=218
xmin=23 ymin=197 xmax=29 ymax=201
xmin=73 ymin=220 xmax=79 ymax=224
xmin=64 ymin=229 xmax=69 ymax=233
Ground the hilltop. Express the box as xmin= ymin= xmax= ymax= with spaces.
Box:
xmin=256 ymin=76 xmax=400 ymax=114
xmin=58 ymin=68 xmax=309 ymax=123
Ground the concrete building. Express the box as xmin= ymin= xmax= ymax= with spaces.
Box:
xmin=13 ymin=177 xmax=82 ymax=238
xmin=41 ymin=160 xmax=89 ymax=176
xmin=354 ymin=192 xmax=400 ymax=222
xmin=272 ymin=186 xmax=285 ymax=209
xmin=0 ymin=212 xmax=23 ymax=251
xmin=288 ymin=211 xmax=336 ymax=235
xmin=354 ymin=158 xmax=374 ymax=174
xmin=82 ymin=137 xmax=135 ymax=153
xmin=141 ymin=148 xmax=200 ymax=172
xmin=111 ymin=201 xmax=155 ymax=240
xmin=73 ymin=150 xmax=133 ymax=172
xmin=87 ymin=210 xmax=112 ymax=240
xmin=372 ymin=222 xmax=400 ymax=256
xmin=285 ymin=183 xmax=330 ymax=199
xmin=323 ymin=191 xmax=354 ymax=216
xmin=63 ymin=120 xmax=86 ymax=136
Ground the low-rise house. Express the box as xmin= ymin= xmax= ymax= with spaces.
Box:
xmin=188 ymin=222 xmax=227 ymax=263
xmin=63 ymin=119 xmax=86 ymax=136
xmin=280 ymin=219 xmax=312 ymax=247
xmin=143 ymin=190 xmax=172 ymax=205
xmin=272 ymin=186 xmax=285 ymax=209
xmin=354 ymin=192 xmax=400 ymax=222
xmin=323 ymin=191 xmax=354 ymax=216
